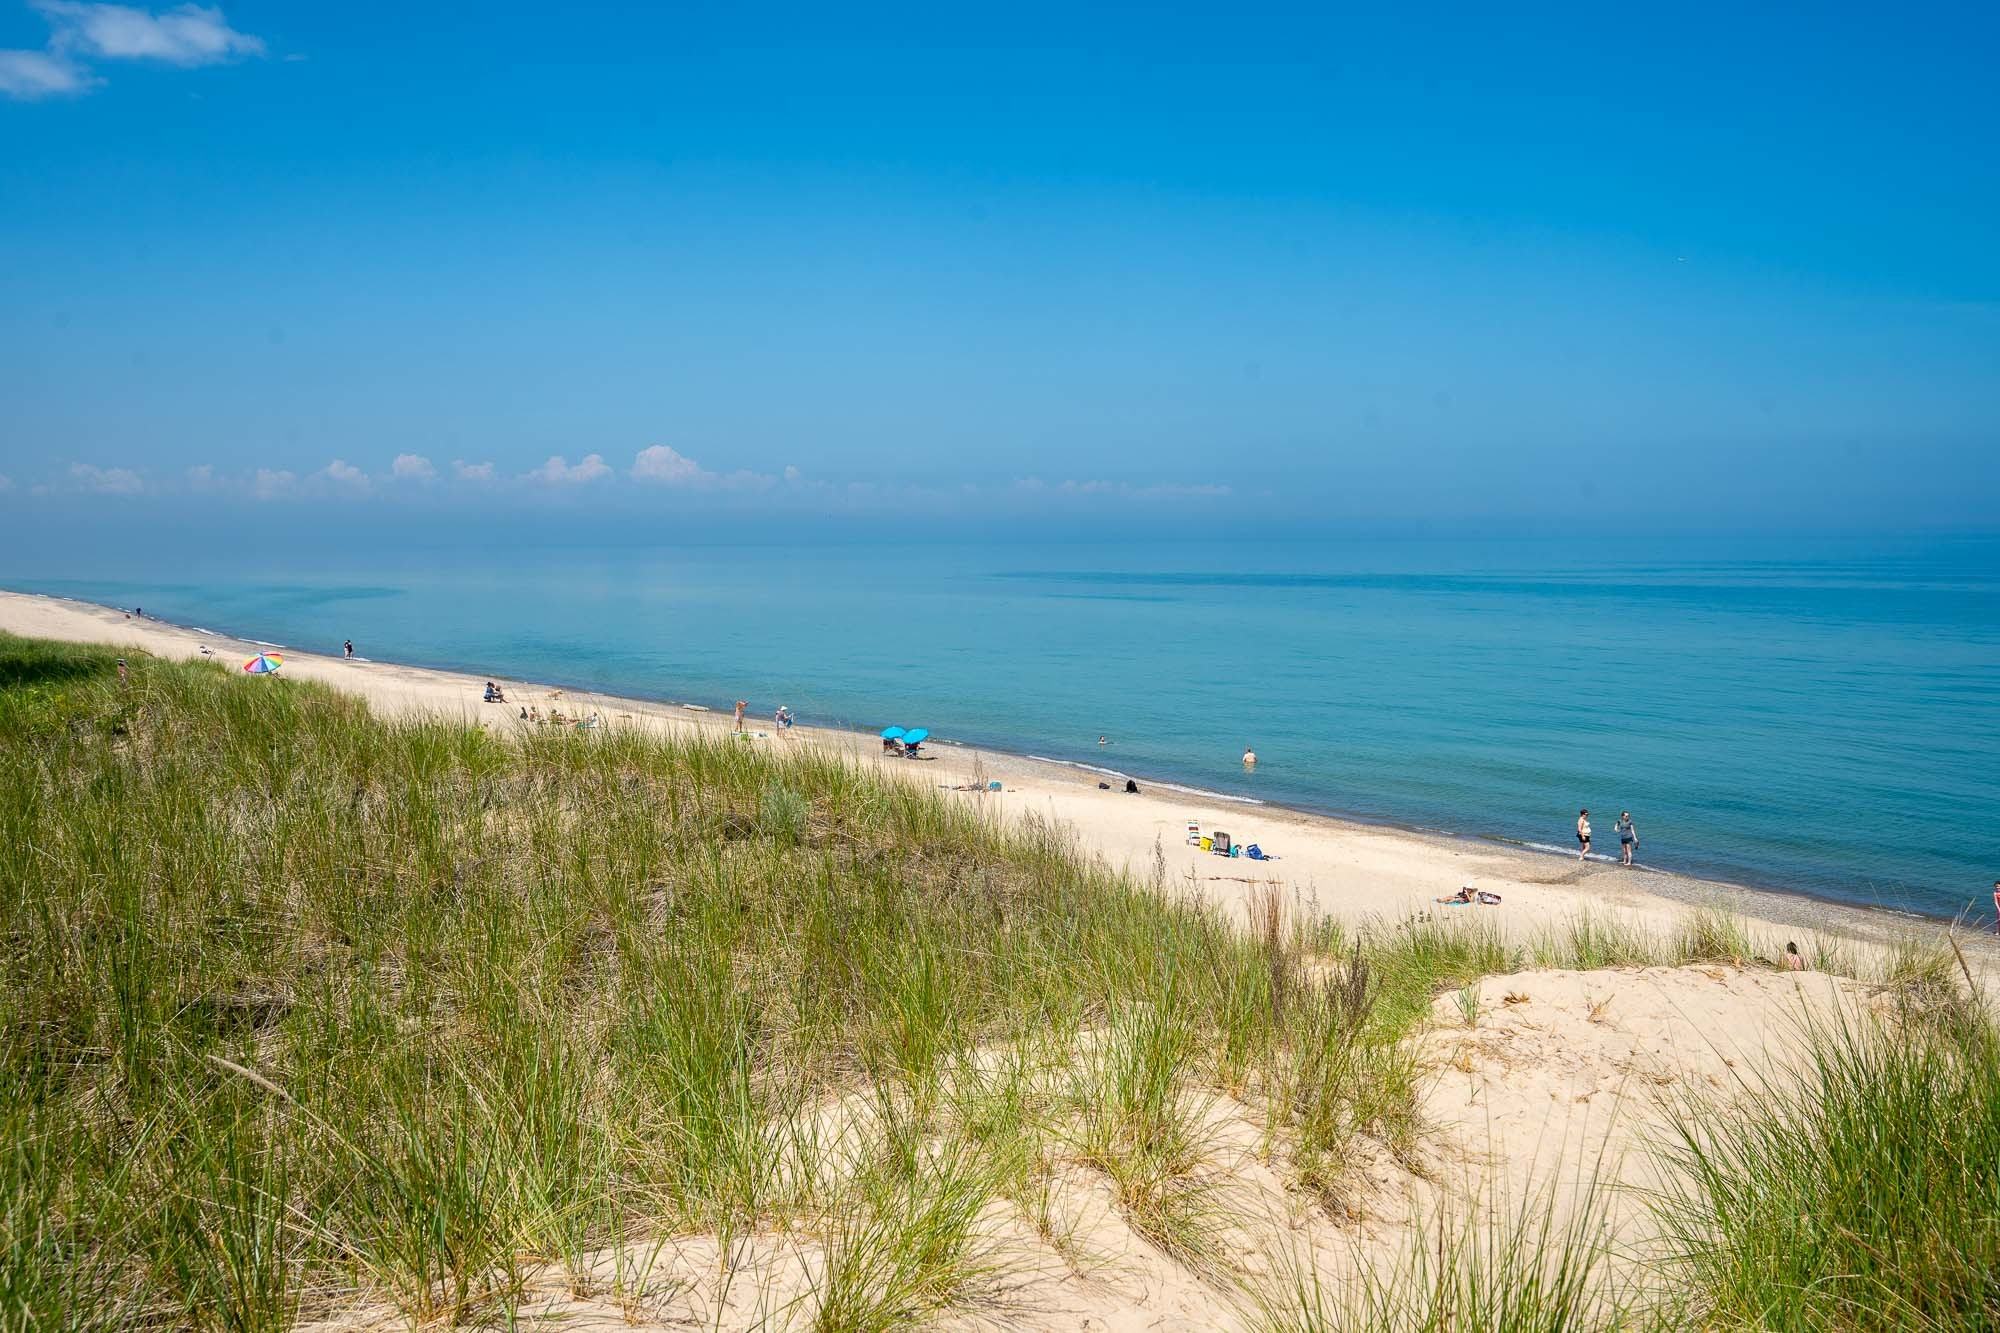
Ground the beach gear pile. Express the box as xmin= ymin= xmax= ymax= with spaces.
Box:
xmin=1185 ymin=820 xmax=1274 ymax=859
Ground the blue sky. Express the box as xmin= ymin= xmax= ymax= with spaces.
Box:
xmin=1 ymin=1 xmax=1996 ymax=533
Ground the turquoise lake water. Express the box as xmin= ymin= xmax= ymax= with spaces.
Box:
xmin=7 ymin=535 xmax=1997 ymax=921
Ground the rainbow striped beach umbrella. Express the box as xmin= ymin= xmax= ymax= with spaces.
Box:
xmin=242 ymin=652 xmax=284 ymax=675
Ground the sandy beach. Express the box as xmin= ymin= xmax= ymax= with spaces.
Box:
xmin=3 ymin=587 xmax=1979 ymax=965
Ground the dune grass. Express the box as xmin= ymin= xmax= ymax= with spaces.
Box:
xmin=0 ymin=634 xmax=1503 ymax=1327
xmin=6 ymin=631 xmax=1995 ymax=1331
xmin=1248 ymin=1174 xmax=1637 ymax=1333
xmin=1649 ymin=995 xmax=2000 ymax=1331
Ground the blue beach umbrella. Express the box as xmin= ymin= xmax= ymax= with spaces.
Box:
xmin=901 ymin=728 xmax=930 ymax=746
xmin=880 ymin=726 xmax=905 ymax=740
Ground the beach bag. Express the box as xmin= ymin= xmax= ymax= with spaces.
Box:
xmin=1246 ymin=844 xmax=1264 ymax=860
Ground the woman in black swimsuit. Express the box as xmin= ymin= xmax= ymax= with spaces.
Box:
xmin=1577 ymin=808 xmax=1592 ymax=861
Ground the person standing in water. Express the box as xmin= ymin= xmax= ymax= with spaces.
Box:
xmin=1576 ymin=809 xmax=1592 ymax=861
xmin=1615 ymin=811 xmax=1637 ymax=865
xmin=1242 ymin=747 xmax=1257 ymax=767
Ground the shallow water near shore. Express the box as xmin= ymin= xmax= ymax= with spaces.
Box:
xmin=7 ymin=534 xmax=1997 ymax=920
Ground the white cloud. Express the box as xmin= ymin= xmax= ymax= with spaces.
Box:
xmin=451 ymin=459 xmax=495 ymax=482
xmin=2 ymin=4 xmax=264 ymax=100
xmin=317 ymin=458 xmax=369 ymax=491
xmin=783 ymin=465 xmax=802 ymax=483
xmin=525 ymin=453 xmax=611 ymax=485
xmin=390 ymin=452 xmax=436 ymax=481
xmin=251 ymin=468 xmax=295 ymax=500
xmin=186 ymin=463 xmax=216 ymax=489
xmin=35 ymin=2 xmax=264 ymax=66
xmin=0 ymin=473 xmax=14 ymax=493
xmin=630 ymin=444 xmax=777 ymax=491
xmin=67 ymin=462 xmax=143 ymax=494
xmin=0 ymin=46 xmax=93 ymax=98
xmin=631 ymin=444 xmax=704 ymax=485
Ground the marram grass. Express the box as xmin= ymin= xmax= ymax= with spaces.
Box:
xmin=3 ymin=632 xmax=1994 ymax=1331
xmin=0 ymin=635 xmax=1438 ymax=1327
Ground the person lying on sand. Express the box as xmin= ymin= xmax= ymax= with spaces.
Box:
xmin=1435 ymin=886 xmax=1502 ymax=906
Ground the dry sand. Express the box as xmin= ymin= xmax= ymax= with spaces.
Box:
xmin=4 ymin=588 xmax=1982 ymax=1330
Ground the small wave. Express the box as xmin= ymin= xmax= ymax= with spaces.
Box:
xmin=1027 ymin=755 xmax=1128 ymax=780
xmin=194 ymin=627 xmax=214 ymax=634
xmin=1520 ymin=840 xmax=1627 ymax=864
xmin=1150 ymin=780 xmax=1263 ymax=806
xmin=1025 ymin=756 xmax=1265 ymax=806
xmin=250 ymin=639 xmax=285 ymax=648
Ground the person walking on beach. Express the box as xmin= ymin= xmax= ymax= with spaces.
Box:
xmin=1615 ymin=811 xmax=1637 ymax=865
xmin=733 ymin=700 xmax=748 ymax=733
xmin=343 ymin=639 xmax=354 ymax=659
xmin=1577 ymin=809 xmax=1592 ymax=861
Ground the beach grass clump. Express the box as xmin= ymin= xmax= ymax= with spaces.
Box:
xmin=1529 ymin=911 xmax=1672 ymax=971
xmin=1670 ymin=905 xmax=1756 ymax=965
xmin=1248 ymin=1174 xmax=1635 ymax=1333
xmin=808 ymin=1107 xmax=1007 ymax=1332
xmin=1064 ymin=992 xmax=1235 ymax=1275
xmin=1650 ymin=1000 xmax=2000 ymax=1331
